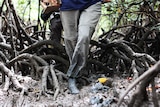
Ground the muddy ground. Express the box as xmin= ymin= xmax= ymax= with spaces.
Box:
xmin=0 ymin=74 xmax=160 ymax=107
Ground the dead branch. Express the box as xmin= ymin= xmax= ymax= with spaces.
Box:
xmin=19 ymin=40 xmax=65 ymax=54
xmin=8 ymin=53 xmax=48 ymax=66
xmin=118 ymin=60 xmax=160 ymax=106
xmin=0 ymin=62 xmax=27 ymax=92
xmin=8 ymin=0 xmax=33 ymax=46
xmin=55 ymin=69 xmax=68 ymax=80
xmin=41 ymin=66 xmax=49 ymax=93
xmin=0 ymin=43 xmax=12 ymax=53
xmin=40 ymin=54 xmax=69 ymax=67
xmin=3 ymin=76 xmax=10 ymax=91
xmin=50 ymin=65 xmax=60 ymax=100
xmin=7 ymin=53 xmax=51 ymax=93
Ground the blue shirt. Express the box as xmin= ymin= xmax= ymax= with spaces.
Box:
xmin=60 ymin=0 xmax=101 ymax=11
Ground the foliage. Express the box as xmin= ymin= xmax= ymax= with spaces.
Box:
xmin=12 ymin=0 xmax=40 ymax=24
xmin=100 ymin=0 xmax=139 ymax=31
xmin=98 ymin=0 xmax=160 ymax=34
xmin=1 ymin=0 xmax=160 ymax=35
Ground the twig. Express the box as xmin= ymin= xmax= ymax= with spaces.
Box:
xmin=41 ymin=66 xmax=49 ymax=93
xmin=3 ymin=76 xmax=10 ymax=91
xmin=50 ymin=65 xmax=60 ymax=100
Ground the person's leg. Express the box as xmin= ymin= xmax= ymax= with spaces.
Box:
xmin=71 ymin=2 xmax=101 ymax=77
xmin=49 ymin=14 xmax=63 ymax=43
xmin=60 ymin=10 xmax=80 ymax=94
xmin=60 ymin=10 xmax=80 ymax=63
xmin=60 ymin=2 xmax=101 ymax=94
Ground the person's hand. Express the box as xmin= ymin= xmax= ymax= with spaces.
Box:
xmin=102 ymin=0 xmax=111 ymax=3
xmin=40 ymin=1 xmax=47 ymax=9
xmin=50 ymin=0 xmax=60 ymax=7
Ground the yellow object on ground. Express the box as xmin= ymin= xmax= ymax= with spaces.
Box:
xmin=98 ymin=78 xmax=108 ymax=84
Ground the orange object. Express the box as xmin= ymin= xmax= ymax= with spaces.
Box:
xmin=127 ymin=77 xmax=132 ymax=80
xmin=146 ymin=87 xmax=152 ymax=91
xmin=146 ymin=85 xmax=160 ymax=92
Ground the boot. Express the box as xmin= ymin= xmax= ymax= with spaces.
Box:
xmin=68 ymin=78 xmax=80 ymax=94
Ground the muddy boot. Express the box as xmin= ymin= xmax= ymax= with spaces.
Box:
xmin=68 ymin=78 xmax=80 ymax=94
